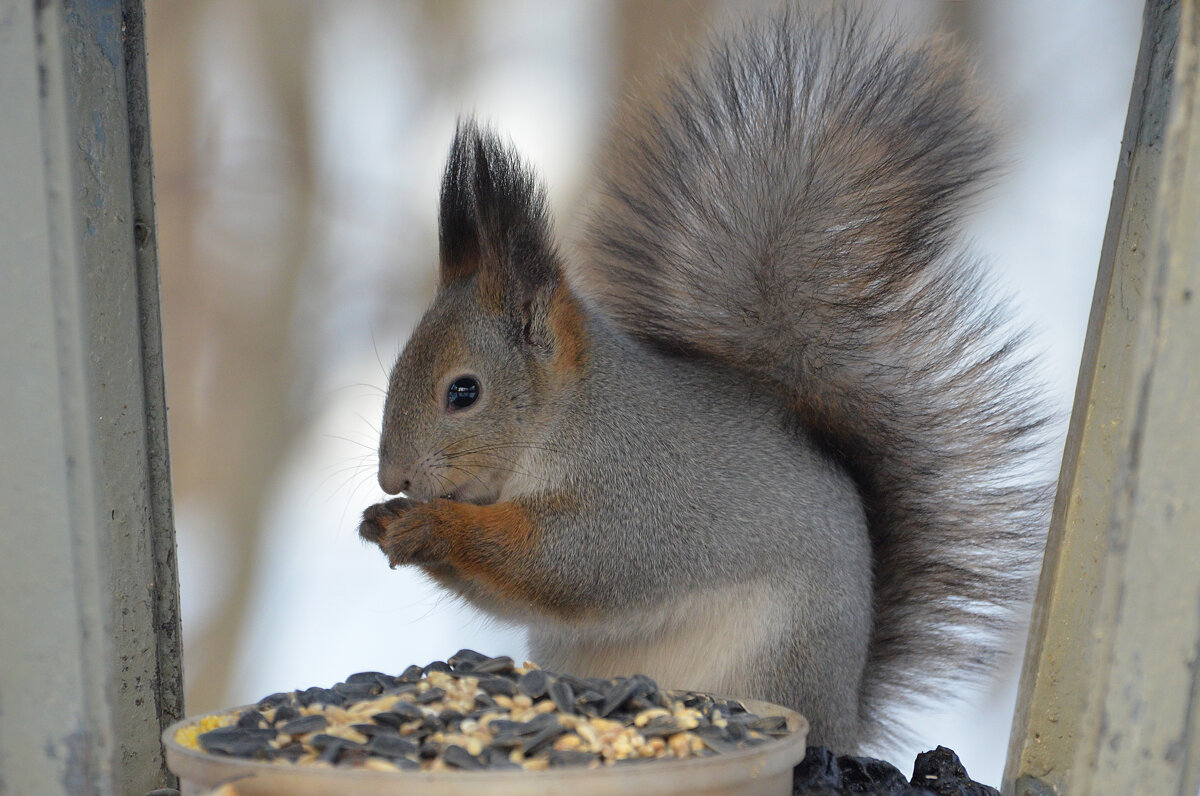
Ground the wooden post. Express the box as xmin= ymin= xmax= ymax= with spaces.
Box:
xmin=0 ymin=1 xmax=183 ymax=793
xmin=1004 ymin=0 xmax=1200 ymax=793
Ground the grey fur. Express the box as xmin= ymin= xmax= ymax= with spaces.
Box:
xmin=367 ymin=7 xmax=1051 ymax=753
xmin=576 ymin=9 xmax=1052 ymax=746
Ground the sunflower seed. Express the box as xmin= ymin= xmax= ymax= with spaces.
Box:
xmin=549 ymin=680 xmax=576 ymax=715
xmin=278 ymin=715 xmax=327 ymax=736
xmin=415 ymin=687 xmax=446 ymax=705
xmin=448 ymin=649 xmax=489 ymax=670
xmin=271 ymin=705 xmax=300 ymax=725
xmin=367 ymin=734 xmax=418 ymax=758
xmin=198 ymin=727 xmax=277 ymax=757
xmin=443 ymin=744 xmax=485 ymax=770
xmin=471 ymin=656 xmax=515 ymax=675
xmin=255 ymin=692 xmax=292 ymax=711
xmin=236 ymin=710 xmax=268 ymax=729
xmin=398 ymin=664 xmax=424 ymax=683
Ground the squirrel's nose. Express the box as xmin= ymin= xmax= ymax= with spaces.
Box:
xmin=379 ymin=465 xmax=411 ymax=495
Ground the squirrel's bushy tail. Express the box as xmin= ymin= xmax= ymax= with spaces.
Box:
xmin=578 ymin=9 xmax=1052 ymax=746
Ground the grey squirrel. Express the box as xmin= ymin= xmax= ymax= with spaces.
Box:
xmin=358 ymin=8 xmax=1050 ymax=751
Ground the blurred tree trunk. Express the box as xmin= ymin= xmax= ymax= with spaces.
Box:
xmin=148 ymin=0 xmax=318 ymax=713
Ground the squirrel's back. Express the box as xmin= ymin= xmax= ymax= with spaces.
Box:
xmin=576 ymin=8 xmax=1052 ymax=746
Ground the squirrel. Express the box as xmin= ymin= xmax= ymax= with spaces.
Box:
xmin=358 ymin=8 xmax=1051 ymax=751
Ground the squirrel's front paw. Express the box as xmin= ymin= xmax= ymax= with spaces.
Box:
xmin=359 ymin=497 xmax=415 ymax=544
xmin=358 ymin=497 xmax=445 ymax=568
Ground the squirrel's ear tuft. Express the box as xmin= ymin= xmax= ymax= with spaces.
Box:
xmin=438 ymin=119 xmax=560 ymax=303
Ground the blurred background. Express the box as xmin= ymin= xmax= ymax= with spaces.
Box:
xmin=144 ymin=0 xmax=1144 ymax=783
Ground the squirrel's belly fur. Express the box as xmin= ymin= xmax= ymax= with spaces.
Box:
xmin=529 ymin=580 xmax=794 ymax=701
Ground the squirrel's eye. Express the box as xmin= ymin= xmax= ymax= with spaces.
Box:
xmin=446 ymin=377 xmax=480 ymax=410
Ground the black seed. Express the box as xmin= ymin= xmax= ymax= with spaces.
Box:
xmin=392 ymin=756 xmax=421 ymax=770
xmin=488 ymin=732 xmax=523 ymax=751
xmin=639 ymin=717 xmax=681 ymax=738
xmin=383 ymin=683 xmax=420 ymax=698
xmin=439 ymin=709 xmax=465 ymax=729
xmin=388 ymin=701 xmax=426 ymax=721
xmin=297 ymin=686 xmax=344 ymax=707
xmin=599 ymin=678 xmax=644 ymax=718
xmin=448 ymin=649 xmax=490 ymax=670
xmin=334 ymin=681 xmax=381 ymax=700
xmin=417 ymin=740 xmax=441 ymax=760
xmin=548 ymin=750 xmax=598 ymax=768
xmin=633 ymin=674 xmax=658 ymax=693
xmin=271 ymin=705 xmax=300 ymax=725
xmin=415 ymin=687 xmax=446 ymax=705
xmin=236 ymin=710 xmax=268 ymax=729
xmin=351 ymin=722 xmax=391 ymax=738
xmin=255 ymin=692 xmax=292 ymax=710
xmin=474 ymin=692 xmax=498 ymax=710
xmin=367 ymin=734 xmax=418 ymax=758
xmin=549 ymin=680 xmax=576 ymax=715
xmin=480 ymin=676 xmax=518 ymax=697
xmin=376 ymin=673 xmax=403 ymax=690
xmin=520 ymin=714 xmax=561 ymax=735
xmin=371 ymin=712 xmax=402 ymax=729
xmin=278 ymin=714 xmax=327 ymax=735
xmin=472 ymin=656 xmax=515 ymax=675
xmin=577 ymin=689 xmax=605 ymax=717
xmin=317 ymin=741 xmax=342 ymax=764
xmin=398 ymin=664 xmax=424 ymax=683
xmin=722 ymin=699 xmax=748 ymax=715
xmin=517 ymin=669 xmax=548 ymax=699
xmin=405 ymin=729 xmax=432 ymax=745
xmin=486 ymin=719 xmax=521 ymax=736
xmin=443 ymin=744 xmax=485 ymax=770
xmin=346 ymin=671 xmax=390 ymax=686
xmin=197 ymin=727 xmax=277 ymax=758
xmin=422 ymin=661 xmax=451 ymax=675
xmin=309 ymin=733 xmax=364 ymax=752
xmin=522 ymin=722 xmax=567 ymax=755
xmin=555 ymin=674 xmax=591 ymax=692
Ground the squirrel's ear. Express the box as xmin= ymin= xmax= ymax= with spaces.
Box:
xmin=438 ymin=120 xmax=561 ymax=321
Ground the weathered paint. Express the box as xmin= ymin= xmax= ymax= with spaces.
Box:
xmin=1005 ymin=1 xmax=1200 ymax=793
xmin=0 ymin=1 xmax=182 ymax=794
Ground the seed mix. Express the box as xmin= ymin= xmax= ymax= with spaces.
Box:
xmin=176 ymin=650 xmax=793 ymax=772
